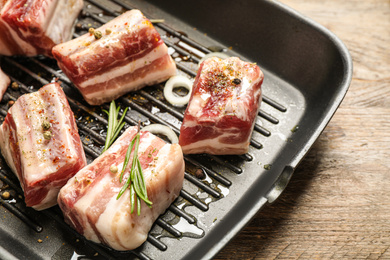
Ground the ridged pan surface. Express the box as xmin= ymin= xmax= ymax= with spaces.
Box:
xmin=0 ymin=0 xmax=352 ymax=259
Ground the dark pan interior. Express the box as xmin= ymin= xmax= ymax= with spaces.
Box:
xmin=0 ymin=0 xmax=352 ymax=259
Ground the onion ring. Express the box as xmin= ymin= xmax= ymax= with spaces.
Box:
xmin=141 ymin=124 xmax=178 ymax=144
xmin=164 ymin=75 xmax=193 ymax=107
xmin=198 ymin=52 xmax=230 ymax=66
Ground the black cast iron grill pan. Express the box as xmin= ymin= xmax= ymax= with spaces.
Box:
xmin=0 ymin=0 xmax=352 ymax=259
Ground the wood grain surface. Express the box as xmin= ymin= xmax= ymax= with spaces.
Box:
xmin=216 ymin=0 xmax=390 ymax=259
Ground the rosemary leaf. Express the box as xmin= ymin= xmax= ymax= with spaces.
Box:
xmin=137 ymin=196 xmax=141 ymax=216
xmin=133 ymin=167 xmax=142 ymax=197
xmin=103 ymin=102 xmax=115 ymax=151
xmin=120 ymin=136 xmax=136 ymax=182
xmin=117 ymin=175 xmax=131 ymax=199
xmin=134 ymin=162 xmax=152 ymax=206
xmin=130 ymin=185 xmax=135 ymax=214
xmin=102 ymin=101 xmax=128 ymax=153
xmin=102 ymin=109 xmax=109 ymax=116
xmin=108 ymin=121 xmax=126 ymax=148
xmin=137 ymin=159 xmax=147 ymax=196
xmin=131 ymin=133 xmax=140 ymax=172
xmin=136 ymin=160 xmax=149 ymax=202
xmin=116 ymin=124 xmax=152 ymax=215
xmin=117 ymin=107 xmax=128 ymax=127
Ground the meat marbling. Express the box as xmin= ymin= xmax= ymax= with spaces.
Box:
xmin=179 ymin=57 xmax=264 ymax=155
xmin=0 ymin=82 xmax=87 ymax=210
xmin=0 ymin=0 xmax=83 ymax=57
xmin=52 ymin=9 xmax=177 ymax=106
xmin=58 ymin=126 xmax=184 ymax=251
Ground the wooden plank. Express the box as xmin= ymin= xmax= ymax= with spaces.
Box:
xmin=216 ymin=0 xmax=390 ymax=259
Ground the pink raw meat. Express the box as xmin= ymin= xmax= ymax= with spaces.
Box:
xmin=179 ymin=57 xmax=264 ymax=155
xmin=0 ymin=0 xmax=83 ymax=57
xmin=0 ymin=82 xmax=87 ymax=210
xmin=0 ymin=67 xmax=10 ymax=102
xmin=52 ymin=9 xmax=177 ymax=105
xmin=58 ymin=126 xmax=184 ymax=250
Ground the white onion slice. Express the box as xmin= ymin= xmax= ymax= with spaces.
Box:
xmin=198 ymin=52 xmax=230 ymax=66
xmin=141 ymin=124 xmax=178 ymax=144
xmin=164 ymin=75 xmax=193 ymax=107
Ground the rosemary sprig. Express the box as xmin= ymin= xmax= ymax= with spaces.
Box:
xmin=116 ymin=123 xmax=152 ymax=215
xmin=102 ymin=100 xmax=128 ymax=153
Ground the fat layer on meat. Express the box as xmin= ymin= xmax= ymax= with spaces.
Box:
xmin=52 ymin=9 xmax=177 ymax=105
xmin=0 ymin=82 xmax=87 ymax=210
xmin=179 ymin=57 xmax=264 ymax=155
xmin=58 ymin=126 xmax=184 ymax=251
xmin=0 ymin=67 xmax=10 ymax=102
xmin=0 ymin=0 xmax=83 ymax=57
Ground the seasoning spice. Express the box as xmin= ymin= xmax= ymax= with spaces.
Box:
xmin=41 ymin=121 xmax=51 ymax=130
xmin=105 ymin=28 xmax=112 ymax=35
xmin=291 ymin=125 xmax=299 ymax=133
xmin=232 ymin=78 xmax=241 ymax=85
xmin=150 ymin=19 xmax=165 ymax=23
xmin=11 ymin=82 xmax=19 ymax=90
xmin=109 ymin=165 xmax=118 ymax=174
xmin=94 ymin=30 xmax=103 ymax=39
xmin=194 ymin=168 xmax=206 ymax=179
xmin=88 ymin=27 xmax=95 ymax=34
xmin=43 ymin=131 xmax=52 ymax=140
xmin=1 ymin=191 xmax=10 ymax=199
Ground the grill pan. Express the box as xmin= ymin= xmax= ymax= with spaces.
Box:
xmin=0 ymin=0 xmax=352 ymax=259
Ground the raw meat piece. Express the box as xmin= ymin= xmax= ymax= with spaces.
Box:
xmin=0 ymin=82 xmax=87 ymax=210
xmin=0 ymin=0 xmax=83 ymax=57
xmin=0 ymin=67 xmax=10 ymax=102
xmin=52 ymin=9 xmax=177 ymax=106
xmin=179 ymin=57 xmax=264 ymax=155
xmin=58 ymin=126 xmax=184 ymax=251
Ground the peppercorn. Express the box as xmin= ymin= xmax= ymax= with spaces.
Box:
xmin=11 ymin=82 xmax=19 ymax=90
xmin=75 ymin=23 xmax=82 ymax=30
xmin=88 ymin=27 xmax=95 ymax=34
xmin=43 ymin=131 xmax=52 ymax=140
xmin=41 ymin=121 xmax=51 ymax=130
xmin=232 ymin=78 xmax=241 ymax=85
xmin=109 ymin=165 xmax=118 ymax=174
xmin=1 ymin=191 xmax=10 ymax=199
xmin=94 ymin=30 xmax=103 ymax=39
xmin=194 ymin=168 xmax=206 ymax=179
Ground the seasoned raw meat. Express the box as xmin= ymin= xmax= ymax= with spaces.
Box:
xmin=58 ymin=126 xmax=184 ymax=251
xmin=0 ymin=67 xmax=10 ymax=102
xmin=52 ymin=9 xmax=177 ymax=105
xmin=0 ymin=0 xmax=83 ymax=57
xmin=0 ymin=82 xmax=87 ymax=210
xmin=179 ymin=57 xmax=264 ymax=155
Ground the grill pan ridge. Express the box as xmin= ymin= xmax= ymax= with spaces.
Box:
xmin=0 ymin=0 xmax=352 ymax=259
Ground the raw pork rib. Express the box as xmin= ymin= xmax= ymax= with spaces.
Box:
xmin=52 ymin=9 xmax=177 ymax=105
xmin=179 ymin=57 xmax=264 ymax=155
xmin=0 ymin=82 xmax=86 ymax=210
xmin=58 ymin=126 xmax=184 ymax=251
xmin=0 ymin=67 xmax=10 ymax=102
xmin=0 ymin=0 xmax=83 ymax=57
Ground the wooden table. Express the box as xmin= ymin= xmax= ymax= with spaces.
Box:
xmin=216 ymin=0 xmax=390 ymax=259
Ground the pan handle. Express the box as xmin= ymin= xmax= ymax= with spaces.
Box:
xmin=266 ymin=165 xmax=294 ymax=203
